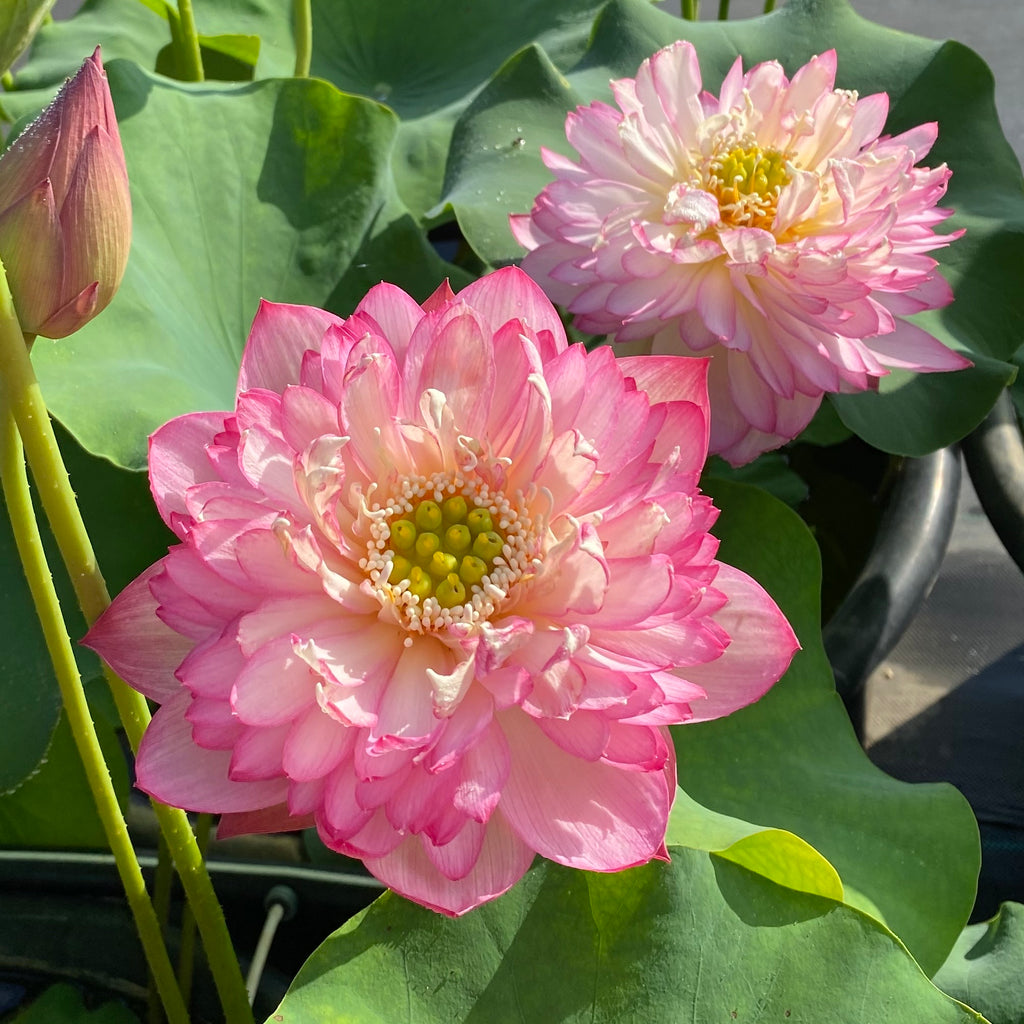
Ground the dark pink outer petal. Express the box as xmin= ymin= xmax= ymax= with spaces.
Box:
xmin=674 ymin=564 xmax=799 ymax=723
xmin=237 ymin=300 xmax=344 ymax=394
xmin=218 ymin=803 xmax=314 ymax=838
xmin=82 ymin=563 xmax=191 ymax=702
xmin=136 ymin=690 xmax=289 ymax=812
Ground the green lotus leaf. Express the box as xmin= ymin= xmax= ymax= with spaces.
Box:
xmin=8 ymin=0 xmax=293 ymax=90
xmin=0 ymin=479 xmax=62 ymax=793
xmin=935 ymin=902 xmax=1024 ymax=1024
xmin=0 ymin=706 xmax=128 ymax=848
xmin=671 ymin=479 xmax=980 ymax=975
xmin=271 ymin=849 xmax=986 ymax=1023
xmin=667 ymin=787 xmax=844 ymax=901
xmin=307 ymin=0 xmax=608 ymax=221
xmin=6 ymin=981 xmax=140 ymax=1024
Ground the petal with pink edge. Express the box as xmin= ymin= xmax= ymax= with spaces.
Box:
xmin=456 ymin=266 xmax=567 ymax=352
xmin=351 ymin=282 xmax=424 ymax=360
xmin=365 ymin=812 xmax=535 ymax=916
xmin=136 ymin=691 xmax=288 ymax=812
xmin=237 ymin=300 xmax=343 ymax=393
xmin=675 ymin=564 xmax=799 ymax=723
xmin=231 ymin=635 xmax=318 ymax=726
xmin=424 ymin=819 xmax=486 ymax=881
xmin=616 ymin=354 xmax=709 ymax=415
xmin=498 ymin=708 xmax=671 ymax=870
xmin=282 ymin=705 xmax=356 ymax=782
xmin=83 ymin=563 xmax=192 ymax=701
xmin=148 ymin=411 xmax=235 ymax=535
xmin=864 ymin=317 xmax=972 ymax=372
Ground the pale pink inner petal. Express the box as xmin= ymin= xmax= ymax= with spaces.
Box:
xmin=231 ymin=635 xmax=318 ymax=726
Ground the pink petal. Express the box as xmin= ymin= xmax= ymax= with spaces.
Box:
xmin=527 ymin=519 xmax=609 ymax=618
xmin=237 ymin=300 xmax=343 ymax=394
xmin=148 ymin=411 xmax=235 ymax=536
xmin=83 ymin=563 xmax=191 ymax=701
xmin=675 ymin=564 xmax=799 ymax=723
xmin=451 ymin=722 xmax=510 ymax=822
xmin=185 ymin=694 xmax=243 ymax=749
xmin=415 ymin=310 xmax=494 ymax=437
xmin=231 ymin=635 xmax=318 ymax=726
xmin=423 ymin=819 xmax=486 ymax=881
xmin=339 ymin=341 xmax=410 ymax=478
xmin=279 ymin=385 xmax=340 ymax=456
xmin=536 ymin=710 xmax=609 ymax=760
xmin=318 ymin=765 xmax=372 ymax=839
xmin=228 ymin=723 xmax=290 ymax=781
xmin=498 ymin=708 xmax=671 ymax=870
xmin=136 ymin=691 xmax=288 ymax=812
xmin=217 ymin=803 xmax=313 ymax=839
xmin=351 ymin=281 xmax=424 ymax=360
xmin=175 ymin=628 xmax=244 ymax=700
xmin=236 ymin=423 xmax=302 ymax=509
xmin=236 ymin=595 xmax=348 ymax=654
xmin=864 ymin=317 xmax=972 ymax=372
xmin=364 ymin=812 xmax=535 ymax=916
xmin=282 ymin=704 xmax=356 ymax=781
xmin=424 ymin=684 xmax=495 ymax=772
xmin=614 ymin=354 xmax=709 ymax=412
xmin=581 ymin=554 xmax=673 ymax=628
xmin=456 ymin=266 xmax=567 ymax=353
xmin=369 ymin=640 xmax=445 ymax=752
xmin=335 ymin=807 xmax=406 ymax=859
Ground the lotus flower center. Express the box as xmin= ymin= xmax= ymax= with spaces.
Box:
xmin=707 ymin=144 xmax=790 ymax=231
xmin=363 ymin=472 xmax=540 ymax=633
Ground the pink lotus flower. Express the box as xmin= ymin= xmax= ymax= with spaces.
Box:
xmin=85 ymin=267 xmax=797 ymax=915
xmin=510 ymin=42 xmax=970 ymax=465
xmin=0 ymin=47 xmax=131 ymax=338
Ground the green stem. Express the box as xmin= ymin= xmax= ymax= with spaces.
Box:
xmin=292 ymin=0 xmax=312 ymax=77
xmin=681 ymin=0 xmax=698 ymax=19
xmin=0 ymin=271 xmax=254 ymax=1024
xmin=175 ymin=0 xmax=204 ymax=82
xmin=149 ymin=834 xmax=175 ymax=1024
xmin=0 ymin=409 xmax=189 ymax=1024
xmin=178 ymin=814 xmax=213 ymax=1007
xmin=763 ymin=0 xmax=776 ymax=10
xmin=717 ymin=0 xmax=730 ymax=18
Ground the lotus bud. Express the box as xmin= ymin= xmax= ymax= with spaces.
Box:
xmin=0 ymin=46 xmax=130 ymax=338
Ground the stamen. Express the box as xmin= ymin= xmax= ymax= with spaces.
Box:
xmin=362 ymin=470 xmax=542 ymax=633
xmin=707 ymin=142 xmax=791 ymax=231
